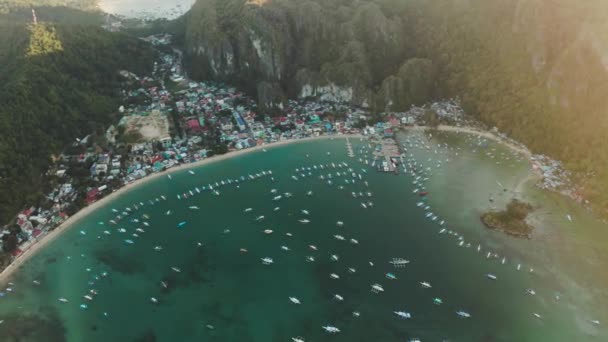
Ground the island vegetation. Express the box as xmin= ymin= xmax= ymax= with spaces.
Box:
xmin=481 ymin=199 xmax=535 ymax=239
xmin=180 ymin=0 xmax=608 ymax=218
xmin=0 ymin=9 xmax=156 ymax=225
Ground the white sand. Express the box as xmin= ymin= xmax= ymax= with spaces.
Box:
xmin=0 ymin=134 xmax=358 ymax=284
xmin=405 ymin=125 xmax=532 ymax=157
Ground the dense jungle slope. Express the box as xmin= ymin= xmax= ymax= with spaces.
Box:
xmin=0 ymin=12 xmax=156 ymax=223
xmin=182 ymin=0 xmax=608 ymax=214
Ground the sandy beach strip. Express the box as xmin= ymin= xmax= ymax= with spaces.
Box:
xmin=404 ymin=125 xmax=532 ymax=158
xmin=0 ymin=134 xmax=360 ymax=284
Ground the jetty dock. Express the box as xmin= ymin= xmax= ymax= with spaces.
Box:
xmin=372 ymin=138 xmax=400 ymax=173
xmin=346 ymin=137 xmax=354 ymax=157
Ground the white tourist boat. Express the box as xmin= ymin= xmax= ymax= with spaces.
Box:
xmin=394 ymin=311 xmax=411 ymax=319
xmin=371 ymin=284 xmax=384 ymax=293
xmin=456 ymin=310 xmax=471 ymax=318
xmin=390 ymin=258 xmax=410 ymax=267
xmin=322 ymin=325 xmax=340 ymax=333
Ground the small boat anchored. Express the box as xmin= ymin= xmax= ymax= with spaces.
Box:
xmin=456 ymin=310 xmax=472 ymax=318
xmin=261 ymin=257 xmax=274 ymax=265
xmin=394 ymin=311 xmax=411 ymax=319
xmin=389 ymin=258 xmax=410 ymax=268
xmin=322 ymin=325 xmax=340 ymax=333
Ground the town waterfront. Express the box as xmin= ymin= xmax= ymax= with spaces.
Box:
xmin=97 ymin=0 xmax=196 ymax=20
xmin=0 ymin=135 xmax=606 ymax=341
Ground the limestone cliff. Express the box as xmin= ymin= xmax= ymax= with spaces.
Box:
xmin=182 ymin=0 xmax=432 ymax=110
xmin=182 ymin=0 xmax=608 ymax=213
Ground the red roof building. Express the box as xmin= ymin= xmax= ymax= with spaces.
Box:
xmin=86 ymin=188 xmax=99 ymax=205
xmin=187 ymin=119 xmax=203 ymax=133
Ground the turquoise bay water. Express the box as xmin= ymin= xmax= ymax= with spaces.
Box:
xmin=0 ymin=135 xmax=606 ymax=341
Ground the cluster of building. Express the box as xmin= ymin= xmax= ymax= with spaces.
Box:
xmin=531 ymin=155 xmax=575 ymax=195
xmin=0 ymin=33 xmax=464 ymax=260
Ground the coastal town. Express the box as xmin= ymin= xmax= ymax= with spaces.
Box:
xmin=0 ymin=33 xmax=575 ymax=272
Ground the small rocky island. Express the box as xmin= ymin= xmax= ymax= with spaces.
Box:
xmin=481 ymin=199 xmax=534 ymax=239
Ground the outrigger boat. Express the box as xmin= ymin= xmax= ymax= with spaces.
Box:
xmin=261 ymin=257 xmax=274 ymax=265
xmin=389 ymin=258 xmax=410 ymax=267
xmin=322 ymin=325 xmax=340 ymax=333
xmin=371 ymin=284 xmax=384 ymax=293
xmin=456 ymin=310 xmax=471 ymax=318
xmin=394 ymin=311 xmax=411 ymax=319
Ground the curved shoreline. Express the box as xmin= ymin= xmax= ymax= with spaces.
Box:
xmin=404 ymin=125 xmax=532 ymax=157
xmin=0 ymin=134 xmax=358 ymax=284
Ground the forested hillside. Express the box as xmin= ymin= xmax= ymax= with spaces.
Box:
xmin=0 ymin=0 xmax=97 ymax=14
xmin=0 ymin=17 xmax=156 ymax=223
xmin=181 ymin=0 xmax=608 ymax=215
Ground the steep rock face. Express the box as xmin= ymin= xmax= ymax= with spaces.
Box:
xmin=182 ymin=0 xmax=608 ymax=211
xmin=183 ymin=0 xmax=431 ymax=110
xmin=378 ymin=58 xmax=435 ymax=112
xmin=184 ymin=0 xmax=294 ymax=104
